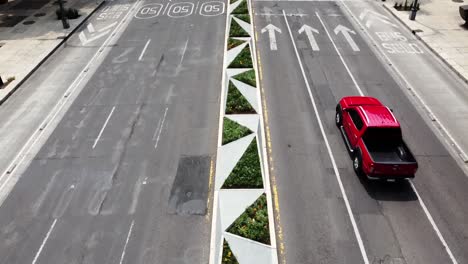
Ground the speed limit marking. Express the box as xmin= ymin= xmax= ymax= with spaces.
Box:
xmin=199 ymin=1 xmax=225 ymax=16
xmin=135 ymin=3 xmax=164 ymax=19
xmin=167 ymin=2 xmax=195 ymax=18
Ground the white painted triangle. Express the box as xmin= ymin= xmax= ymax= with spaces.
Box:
xmin=231 ymin=79 xmax=259 ymax=113
xmin=232 ymin=37 xmax=250 ymax=42
xmin=224 ymin=232 xmax=275 ymax=264
xmin=219 ymin=189 xmax=264 ymax=230
xmin=227 ymin=68 xmax=251 ymax=78
xmin=228 ymin=0 xmax=244 ymax=14
xmin=227 ymin=42 xmax=249 ymax=68
xmin=226 ymin=114 xmax=259 ymax=133
xmin=232 ymin=16 xmax=252 ymax=37
xmin=215 ymin=134 xmax=255 ymax=190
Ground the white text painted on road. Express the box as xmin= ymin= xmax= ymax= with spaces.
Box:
xmin=135 ymin=1 xmax=224 ymax=19
xmin=298 ymin=24 xmax=320 ymax=51
xmin=261 ymin=24 xmax=282 ymax=51
xmin=334 ymin=25 xmax=360 ymax=52
xmin=376 ymin=32 xmax=423 ymax=54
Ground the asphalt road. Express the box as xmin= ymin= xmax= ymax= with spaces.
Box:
xmin=254 ymin=1 xmax=468 ymax=264
xmin=0 ymin=0 xmax=226 ymax=263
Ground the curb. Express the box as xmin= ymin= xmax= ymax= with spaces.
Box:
xmin=382 ymin=3 xmax=468 ymax=85
xmin=0 ymin=0 xmax=106 ymax=106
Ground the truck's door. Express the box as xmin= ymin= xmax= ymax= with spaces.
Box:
xmin=343 ymin=108 xmax=364 ymax=147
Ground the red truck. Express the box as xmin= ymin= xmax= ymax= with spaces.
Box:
xmin=335 ymin=96 xmax=418 ymax=180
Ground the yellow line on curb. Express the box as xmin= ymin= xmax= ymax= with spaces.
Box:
xmin=206 ymin=157 xmax=215 ymax=221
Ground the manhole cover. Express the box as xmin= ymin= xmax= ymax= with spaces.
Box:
xmin=34 ymin=13 xmax=46 ymax=17
xmin=23 ymin=20 xmax=35 ymax=25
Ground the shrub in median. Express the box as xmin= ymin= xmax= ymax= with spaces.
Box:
xmin=234 ymin=14 xmax=250 ymax=24
xmin=232 ymin=0 xmax=248 ymax=14
xmin=223 ymin=117 xmax=252 ymax=145
xmin=229 ymin=19 xmax=249 ymax=37
xmin=227 ymin=38 xmax=245 ymax=50
xmin=222 ymin=139 xmax=262 ymax=188
xmin=226 ymin=81 xmax=256 ymax=114
xmin=227 ymin=194 xmax=270 ymax=244
xmin=233 ymin=69 xmax=256 ymax=87
xmin=222 ymin=239 xmax=239 ymax=264
xmin=229 ymin=45 xmax=253 ymax=68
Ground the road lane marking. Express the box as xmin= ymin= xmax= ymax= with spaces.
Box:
xmin=283 ymin=10 xmax=370 ymax=264
xmin=339 ymin=2 xmax=461 ymax=262
xmin=316 ymin=12 xmax=363 ymax=96
xmin=138 ymin=39 xmax=151 ymax=61
xmin=298 ymin=24 xmax=320 ymax=51
xmin=261 ymin=24 xmax=281 ymax=51
xmin=154 ymin=107 xmax=168 ymax=149
xmin=92 ymin=106 xmax=116 ymax=149
xmin=119 ymin=220 xmax=135 ymax=264
xmin=334 ymin=24 xmax=360 ymax=52
xmin=32 ymin=219 xmax=57 ymax=264
xmin=179 ymin=39 xmax=189 ymax=66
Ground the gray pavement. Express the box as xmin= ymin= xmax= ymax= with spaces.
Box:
xmin=254 ymin=1 xmax=468 ymax=263
xmin=0 ymin=0 xmax=226 ymax=263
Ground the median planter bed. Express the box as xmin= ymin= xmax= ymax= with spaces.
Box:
xmin=222 ymin=139 xmax=263 ymax=188
xmin=223 ymin=117 xmax=252 ymax=145
xmin=227 ymin=194 xmax=270 ymax=244
xmin=233 ymin=69 xmax=256 ymax=87
xmin=234 ymin=14 xmax=250 ymax=23
xmin=229 ymin=19 xmax=249 ymax=37
xmin=226 ymin=81 xmax=256 ymax=114
xmin=222 ymin=239 xmax=239 ymax=264
xmin=232 ymin=0 xmax=248 ymax=14
xmin=229 ymin=45 xmax=253 ymax=68
xmin=227 ymin=38 xmax=245 ymax=50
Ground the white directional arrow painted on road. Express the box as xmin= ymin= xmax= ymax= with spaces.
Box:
xmin=261 ymin=24 xmax=282 ymax=51
xmin=334 ymin=25 xmax=360 ymax=52
xmin=359 ymin=9 xmax=397 ymax=29
xmin=78 ymin=22 xmax=117 ymax=45
xmin=298 ymin=24 xmax=319 ymax=51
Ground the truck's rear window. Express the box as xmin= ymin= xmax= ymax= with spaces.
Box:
xmin=363 ymin=127 xmax=402 ymax=146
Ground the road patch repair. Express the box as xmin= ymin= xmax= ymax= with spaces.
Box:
xmin=209 ymin=0 xmax=278 ymax=263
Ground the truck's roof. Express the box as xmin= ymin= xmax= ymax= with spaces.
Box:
xmin=357 ymin=105 xmax=400 ymax=128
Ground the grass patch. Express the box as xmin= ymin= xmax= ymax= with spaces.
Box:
xmin=226 ymin=81 xmax=256 ymax=114
xmin=227 ymin=194 xmax=270 ymax=244
xmin=228 ymin=45 xmax=253 ymax=68
xmin=222 ymin=139 xmax=262 ymax=188
xmin=234 ymin=14 xmax=250 ymax=23
xmin=229 ymin=19 xmax=249 ymax=37
xmin=222 ymin=239 xmax=239 ymax=264
xmin=233 ymin=69 xmax=256 ymax=87
xmin=232 ymin=0 xmax=248 ymax=14
xmin=227 ymin=38 xmax=245 ymax=50
xmin=230 ymin=0 xmax=239 ymax=3
xmin=223 ymin=117 xmax=252 ymax=145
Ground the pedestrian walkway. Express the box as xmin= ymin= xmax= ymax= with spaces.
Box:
xmin=0 ymin=0 xmax=102 ymax=104
xmin=384 ymin=0 xmax=468 ymax=83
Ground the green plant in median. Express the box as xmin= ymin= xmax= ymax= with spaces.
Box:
xmin=227 ymin=38 xmax=245 ymax=50
xmin=234 ymin=14 xmax=250 ymax=23
xmin=222 ymin=139 xmax=263 ymax=188
xmin=229 ymin=45 xmax=253 ymax=68
xmin=229 ymin=19 xmax=249 ymax=37
xmin=233 ymin=69 xmax=256 ymax=87
xmin=223 ymin=117 xmax=252 ymax=145
xmin=222 ymin=239 xmax=239 ymax=264
xmin=230 ymin=0 xmax=239 ymax=4
xmin=227 ymin=194 xmax=270 ymax=244
xmin=232 ymin=0 xmax=248 ymax=14
xmin=226 ymin=81 xmax=256 ymax=114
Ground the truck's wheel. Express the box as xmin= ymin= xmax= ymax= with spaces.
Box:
xmin=335 ymin=104 xmax=342 ymax=127
xmin=353 ymin=152 xmax=363 ymax=176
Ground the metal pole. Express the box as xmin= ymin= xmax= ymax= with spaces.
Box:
xmin=409 ymin=0 xmax=418 ymax=20
xmin=58 ymin=0 xmax=70 ymax=29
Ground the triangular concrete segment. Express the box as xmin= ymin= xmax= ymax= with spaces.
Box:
xmin=231 ymin=78 xmax=259 ymax=113
xmin=226 ymin=42 xmax=249 ymax=68
xmin=219 ymin=189 xmax=264 ymax=230
xmin=224 ymin=232 xmax=274 ymax=264
xmin=232 ymin=37 xmax=250 ymax=42
xmin=215 ymin=134 xmax=255 ymax=190
xmin=227 ymin=68 xmax=251 ymax=79
xmin=232 ymin=16 xmax=252 ymax=37
xmin=226 ymin=114 xmax=259 ymax=133
xmin=229 ymin=0 xmax=243 ymax=14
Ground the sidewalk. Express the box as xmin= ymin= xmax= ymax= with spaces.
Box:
xmin=384 ymin=0 xmax=468 ymax=84
xmin=0 ymin=0 xmax=103 ymax=104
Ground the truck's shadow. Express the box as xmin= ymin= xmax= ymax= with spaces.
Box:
xmin=357 ymin=175 xmax=418 ymax=201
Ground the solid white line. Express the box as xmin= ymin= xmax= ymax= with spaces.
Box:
xmin=179 ymin=39 xmax=189 ymax=66
xmin=316 ymin=12 xmax=364 ymax=96
xmin=32 ymin=219 xmax=57 ymax=264
xmin=409 ymin=181 xmax=459 ymax=264
xmin=0 ymin=0 xmax=143 ymax=195
xmin=119 ymin=220 xmax=135 ymax=264
xmin=154 ymin=107 xmax=168 ymax=149
xmin=138 ymin=39 xmax=151 ymax=61
xmin=283 ymin=10 xmax=370 ymax=264
xmin=92 ymin=106 xmax=116 ymax=149
xmin=339 ymin=3 xmax=460 ymax=263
